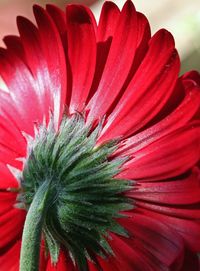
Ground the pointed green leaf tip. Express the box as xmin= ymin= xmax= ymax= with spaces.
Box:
xmin=19 ymin=114 xmax=133 ymax=271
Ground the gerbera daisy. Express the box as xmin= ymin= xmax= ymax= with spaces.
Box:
xmin=0 ymin=1 xmax=200 ymax=270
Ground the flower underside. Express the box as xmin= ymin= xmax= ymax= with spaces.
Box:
xmin=18 ymin=114 xmax=133 ymax=271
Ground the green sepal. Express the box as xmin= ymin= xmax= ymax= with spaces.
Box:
xmin=20 ymin=114 xmax=133 ymax=271
xmin=44 ymin=226 xmax=60 ymax=264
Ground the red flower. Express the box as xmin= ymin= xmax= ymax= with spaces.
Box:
xmin=0 ymin=1 xmax=200 ymax=270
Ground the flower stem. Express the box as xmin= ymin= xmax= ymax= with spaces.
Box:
xmin=20 ymin=181 xmax=52 ymax=271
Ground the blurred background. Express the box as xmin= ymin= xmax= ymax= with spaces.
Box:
xmin=0 ymin=0 xmax=199 ymax=74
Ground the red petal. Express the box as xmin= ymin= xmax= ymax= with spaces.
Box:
xmin=129 ymin=168 xmax=200 ymax=205
xmin=88 ymin=256 xmax=120 ymax=271
xmin=86 ymin=1 xmax=120 ymax=101
xmin=3 ymin=35 xmax=26 ymax=62
xmin=136 ymin=208 xmax=200 ymax=251
xmin=180 ymin=249 xmax=200 ymax=271
xmin=0 ymin=48 xmax=44 ymax=135
xmin=33 ymin=5 xmax=67 ymax=127
xmin=0 ymin=89 xmax=25 ymax=135
xmin=17 ymin=6 xmax=66 ymax=129
xmin=46 ymin=5 xmax=67 ymax=50
xmin=0 ymin=99 xmax=26 ymax=165
xmin=87 ymin=1 xmax=138 ymax=121
xmin=0 ymin=90 xmax=27 ymax=169
xmin=66 ymin=5 xmax=97 ymax=113
xmin=0 ymin=163 xmax=19 ymax=189
xmin=96 ymin=1 xmax=120 ymax=42
xmin=128 ymin=214 xmax=184 ymax=267
xmin=0 ymin=240 xmax=21 ymax=271
xmin=108 ymin=234 xmax=157 ymax=271
xmin=99 ymin=29 xmax=180 ymax=142
xmin=0 ymin=192 xmax=25 ymax=249
xmin=122 ymin=11 xmax=151 ymax=83
xmin=136 ymin=199 xmax=200 ymax=219
xmin=182 ymin=70 xmax=200 ymax=86
xmin=118 ymin=122 xmax=200 ymax=180
xmin=113 ymin=214 xmax=184 ymax=270
xmin=46 ymin=5 xmax=71 ymax=107
xmin=115 ymin=80 xmax=200 ymax=156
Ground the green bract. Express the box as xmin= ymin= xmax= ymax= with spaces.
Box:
xmin=19 ymin=114 xmax=133 ymax=271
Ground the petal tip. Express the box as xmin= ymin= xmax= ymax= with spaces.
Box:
xmin=66 ymin=5 xmax=92 ymax=25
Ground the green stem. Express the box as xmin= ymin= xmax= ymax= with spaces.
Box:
xmin=20 ymin=181 xmax=52 ymax=271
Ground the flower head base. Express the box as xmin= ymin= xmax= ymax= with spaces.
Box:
xmin=19 ymin=114 xmax=132 ymax=270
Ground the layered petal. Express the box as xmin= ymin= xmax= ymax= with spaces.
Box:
xmin=129 ymin=169 xmax=200 ymax=205
xmin=114 ymin=75 xmax=200 ymax=157
xmin=33 ymin=5 xmax=67 ymax=127
xmin=118 ymin=122 xmax=200 ymax=180
xmin=135 ymin=208 xmax=200 ymax=252
xmin=0 ymin=48 xmax=43 ymax=136
xmin=113 ymin=214 xmax=185 ymax=270
xmin=125 ymin=166 xmax=200 ymax=252
xmin=180 ymin=249 xmax=200 ymax=271
xmin=66 ymin=5 xmax=97 ymax=113
xmin=0 ymin=91 xmax=26 ymax=166
xmin=87 ymin=1 xmax=138 ymax=121
xmin=86 ymin=1 xmax=120 ymax=101
xmin=17 ymin=5 xmax=66 ymax=129
xmin=99 ymin=29 xmax=180 ymax=142
xmin=0 ymin=240 xmax=21 ymax=271
xmin=0 ymin=192 xmax=25 ymax=250
xmin=0 ymin=163 xmax=19 ymax=189
xmin=0 ymin=1 xmax=199 ymax=271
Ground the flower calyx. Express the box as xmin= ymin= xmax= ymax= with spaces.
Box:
xmin=19 ymin=114 xmax=133 ymax=271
